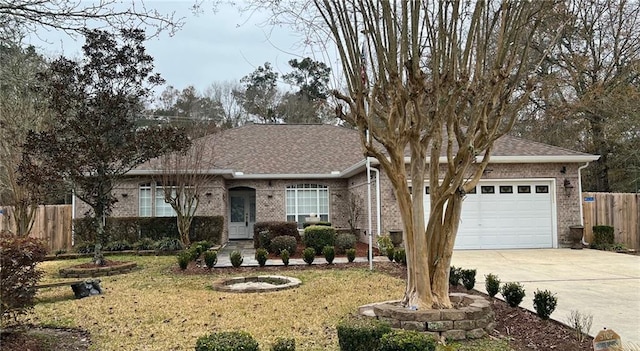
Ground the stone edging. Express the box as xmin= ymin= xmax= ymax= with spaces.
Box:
xmin=358 ymin=293 xmax=495 ymax=341
xmin=211 ymin=275 xmax=302 ymax=293
xmin=59 ymin=262 xmax=137 ymax=278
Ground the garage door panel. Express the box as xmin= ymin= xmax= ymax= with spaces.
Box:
xmin=425 ymin=180 xmax=555 ymax=249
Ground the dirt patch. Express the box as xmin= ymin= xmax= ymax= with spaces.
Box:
xmin=0 ymin=326 xmax=90 ymax=351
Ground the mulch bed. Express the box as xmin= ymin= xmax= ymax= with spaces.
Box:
xmin=0 ymin=325 xmax=90 ymax=351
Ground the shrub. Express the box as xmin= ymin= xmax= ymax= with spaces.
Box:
xmin=191 ymin=240 xmax=213 ymax=259
xmin=281 ymin=249 xmax=290 ymax=267
xmin=302 ymin=247 xmax=315 ymax=265
xmin=323 ymin=245 xmax=335 ymax=264
xmin=271 ymin=337 xmax=295 ymax=351
xmin=133 ymin=237 xmax=156 ymax=251
xmin=592 ymin=225 xmax=615 ymax=249
xmin=155 ymin=237 xmax=184 ymax=252
xmin=256 ymin=230 xmax=272 ymax=252
xmin=346 ymin=248 xmax=356 ymax=263
xmin=376 ymin=234 xmax=394 ymax=253
xmin=103 ymin=240 xmax=132 ymax=251
xmin=379 ymin=330 xmax=437 ymax=351
xmin=386 ymin=247 xmax=395 ymax=261
xmin=501 ymin=282 xmax=526 ymax=307
xmin=533 ymin=289 xmax=558 ymax=320
xmin=0 ymin=234 xmax=47 ymax=325
xmin=460 ymin=268 xmax=477 ymax=290
xmin=393 ymin=248 xmax=406 ymax=265
xmin=335 ymin=233 xmax=356 ymax=254
xmin=449 ymin=266 xmax=462 ymax=286
xmin=203 ymin=250 xmax=217 ymax=268
xmin=177 ymin=251 xmax=191 ymax=270
xmin=255 ymin=248 xmax=268 ymax=267
xmin=336 ymin=314 xmax=391 ymax=351
xmin=302 ymin=221 xmax=331 ymax=228
xmin=230 ymin=250 xmax=243 ymax=268
xmin=253 ymin=221 xmax=300 ymax=249
xmin=303 ymin=225 xmax=336 ymax=254
xmin=485 ymin=273 xmax=501 ymax=298
xmin=270 ymin=235 xmax=297 ymax=256
xmin=195 ymin=331 xmax=259 ymax=351
xmin=566 ymin=310 xmax=593 ymax=342
xmin=73 ymin=241 xmax=95 ymax=254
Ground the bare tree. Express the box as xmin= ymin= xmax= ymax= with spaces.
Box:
xmin=254 ymin=0 xmax=554 ymax=309
xmin=0 ymin=0 xmax=182 ymax=43
xmin=0 ymin=44 xmax=52 ymax=236
xmin=155 ymin=128 xmax=217 ymax=247
xmin=515 ymin=0 xmax=640 ymax=192
xmin=345 ymin=192 xmax=362 ymax=236
xmin=203 ymin=81 xmax=248 ymax=128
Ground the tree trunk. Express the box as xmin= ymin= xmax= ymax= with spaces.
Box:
xmin=589 ymin=115 xmax=611 ymax=192
xmin=177 ymin=213 xmax=192 ymax=247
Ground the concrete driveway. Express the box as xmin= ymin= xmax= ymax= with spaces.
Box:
xmin=451 ymin=249 xmax=640 ymax=345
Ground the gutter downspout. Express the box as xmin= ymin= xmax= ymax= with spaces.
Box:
xmin=578 ymin=162 xmax=590 ymax=245
xmin=370 ymin=167 xmax=381 ymax=237
xmin=366 ymin=130 xmax=373 ymax=271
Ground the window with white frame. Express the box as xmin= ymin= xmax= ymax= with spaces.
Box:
xmin=286 ymin=184 xmax=329 ymax=228
xmin=139 ymin=182 xmax=176 ymax=217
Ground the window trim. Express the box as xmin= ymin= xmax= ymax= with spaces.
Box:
xmin=138 ymin=182 xmax=177 ymax=217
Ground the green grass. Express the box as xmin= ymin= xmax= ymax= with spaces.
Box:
xmin=29 ymin=256 xmax=512 ymax=351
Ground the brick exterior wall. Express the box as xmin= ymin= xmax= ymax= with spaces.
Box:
xmin=75 ymin=162 xmax=583 ymax=247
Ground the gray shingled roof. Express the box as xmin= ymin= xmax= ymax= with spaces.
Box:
xmin=132 ymin=124 xmax=597 ymax=177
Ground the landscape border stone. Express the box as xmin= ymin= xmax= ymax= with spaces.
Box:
xmin=358 ymin=293 xmax=494 ymax=341
xmin=59 ymin=262 xmax=137 ymax=278
xmin=211 ymin=275 xmax=302 ymax=293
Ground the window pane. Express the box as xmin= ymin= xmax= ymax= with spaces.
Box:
xmin=139 ymin=185 xmax=151 ymax=217
xmin=155 ymin=188 xmax=176 ymax=217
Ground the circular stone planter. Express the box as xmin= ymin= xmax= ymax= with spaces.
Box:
xmin=358 ymin=293 xmax=495 ymax=341
xmin=59 ymin=261 xmax=137 ymax=278
xmin=211 ymin=275 xmax=301 ymax=293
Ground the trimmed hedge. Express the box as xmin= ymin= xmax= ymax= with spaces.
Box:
xmin=195 ymin=331 xmax=259 ymax=351
xmin=302 ymin=221 xmax=331 ymax=229
xmin=73 ymin=216 xmax=223 ymax=245
xmin=337 ymin=314 xmax=392 ymax=351
xmin=253 ymin=221 xmax=300 ymax=249
xmin=379 ymin=330 xmax=436 ymax=351
xmin=592 ymin=225 xmax=615 ymax=247
xmin=303 ymin=225 xmax=336 ymax=255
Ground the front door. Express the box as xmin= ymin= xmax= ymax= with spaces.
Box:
xmin=228 ymin=189 xmax=256 ymax=240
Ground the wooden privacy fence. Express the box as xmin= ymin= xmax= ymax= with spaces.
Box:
xmin=0 ymin=205 xmax=72 ymax=253
xmin=582 ymin=192 xmax=640 ymax=250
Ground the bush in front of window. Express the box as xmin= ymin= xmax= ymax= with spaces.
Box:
xmin=103 ymin=240 xmax=133 ymax=252
xmin=270 ymin=235 xmax=297 ymax=256
xmin=303 ymin=225 xmax=336 ymax=255
xmin=72 ymin=216 xmax=223 ymax=246
xmin=302 ymin=221 xmax=331 ymax=229
xmin=253 ymin=222 xmax=300 ymax=249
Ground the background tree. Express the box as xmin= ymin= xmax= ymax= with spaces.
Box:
xmin=284 ymin=0 xmax=552 ymax=309
xmin=280 ymin=57 xmax=334 ymax=124
xmin=0 ymin=44 xmax=53 ymax=236
xmin=152 ymin=85 xmax=224 ymax=127
xmin=20 ymin=29 xmax=189 ymax=265
xmin=514 ymin=0 xmax=640 ymax=192
xmin=0 ymin=0 xmax=180 ymax=43
xmin=204 ymin=81 xmax=248 ymax=128
xmin=233 ymin=62 xmax=280 ymax=123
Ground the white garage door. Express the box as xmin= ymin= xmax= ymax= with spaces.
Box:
xmin=424 ymin=180 xmax=556 ymax=249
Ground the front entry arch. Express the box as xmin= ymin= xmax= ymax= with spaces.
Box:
xmin=228 ymin=187 xmax=256 ymax=240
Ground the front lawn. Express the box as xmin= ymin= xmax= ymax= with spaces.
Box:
xmin=30 ymin=256 xmax=511 ymax=350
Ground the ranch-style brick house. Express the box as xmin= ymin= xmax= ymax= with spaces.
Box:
xmin=73 ymin=124 xmax=599 ymax=249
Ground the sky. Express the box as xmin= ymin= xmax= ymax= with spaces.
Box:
xmin=26 ymin=1 xmax=335 ymax=93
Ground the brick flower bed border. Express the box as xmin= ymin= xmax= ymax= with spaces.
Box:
xmin=359 ymin=292 xmax=495 ymax=341
xmin=59 ymin=262 xmax=137 ymax=278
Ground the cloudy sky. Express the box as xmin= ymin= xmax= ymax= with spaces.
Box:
xmin=26 ymin=1 xmax=337 ymax=93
